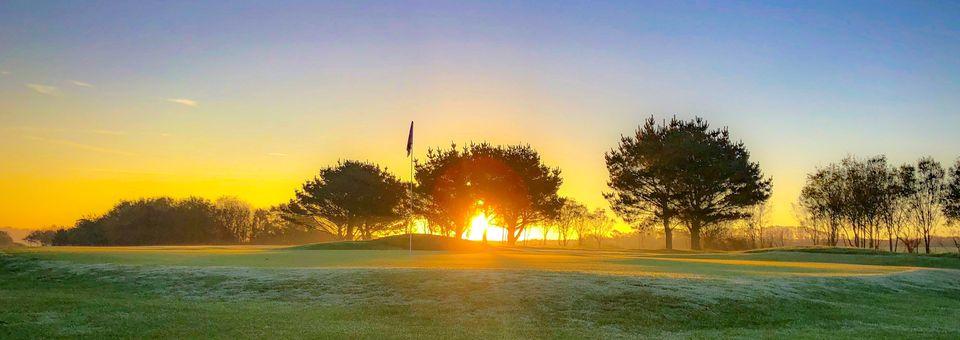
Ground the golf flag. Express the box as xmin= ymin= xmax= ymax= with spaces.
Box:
xmin=406 ymin=121 xmax=414 ymax=157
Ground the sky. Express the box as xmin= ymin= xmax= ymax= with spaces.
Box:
xmin=2 ymin=1 xmax=959 ymax=230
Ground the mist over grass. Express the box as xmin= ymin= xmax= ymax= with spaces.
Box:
xmin=2 ymin=246 xmax=959 ymax=338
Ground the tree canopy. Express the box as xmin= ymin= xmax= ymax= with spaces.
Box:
xmin=606 ymin=116 xmax=770 ymax=250
xmin=285 ymin=160 xmax=407 ymax=241
xmin=945 ymin=159 xmax=960 ymax=222
xmin=416 ymin=143 xmax=562 ymax=244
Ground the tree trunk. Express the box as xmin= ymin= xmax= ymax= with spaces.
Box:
xmin=663 ymin=219 xmax=673 ymax=250
xmin=506 ymin=224 xmax=519 ymax=245
xmin=690 ymin=221 xmax=702 ymax=250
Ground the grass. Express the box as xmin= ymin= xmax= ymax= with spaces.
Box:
xmin=291 ymin=234 xmax=488 ymax=251
xmin=2 ymin=241 xmax=959 ymax=339
xmin=743 ymin=246 xmax=960 ymax=269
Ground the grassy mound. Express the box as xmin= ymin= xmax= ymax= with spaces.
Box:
xmin=290 ymin=234 xmax=488 ymax=251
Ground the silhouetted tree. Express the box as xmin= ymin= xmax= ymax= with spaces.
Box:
xmin=285 ymin=160 xmax=407 ymax=241
xmin=25 ymin=229 xmax=57 ymax=246
xmin=214 ymin=196 xmax=253 ymax=243
xmin=801 ymin=156 xmax=917 ymax=251
xmin=415 ymin=145 xmax=482 ymax=239
xmin=944 ymin=159 xmax=960 ymax=256
xmin=834 ymin=156 xmax=888 ymax=249
xmin=944 ymin=158 xmax=960 ymax=224
xmin=605 ymin=117 xmax=680 ymax=249
xmin=800 ymin=164 xmax=846 ymax=246
xmin=879 ymin=164 xmax=912 ymax=252
xmin=903 ymin=157 xmax=946 ymax=254
xmin=792 ymin=203 xmax=824 ymax=246
xmin=607 ymin=116 xmax=770 ymax=250
xmin=26 ymin=196 xmax=328 ymax=246
xmin=250 ymin=205 xmax=335 ymax=244
xmin=671 ymin=118 xmax=771 ymax=250
xmin=476 ymin=144 xmax=563 ymax=245
xmin=0 ymin=230 xmax=13 ymax=246
xmin=553 ymin=199 xmax=590 ymax=247
xmin=587 ymin=209 xmax=616 ymax=248
xmin=744 ymin=202 xmax=771 ymax=249
xmin=416 ymin=143 xmax=562 ymax=244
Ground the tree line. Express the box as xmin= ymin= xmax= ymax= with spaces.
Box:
xmin=32 ymin=116 xmax=774 ymax=249
xmin=25 ymin=197 xmax=333 ymax=246
xmin=29 ymin=115 xmax=959 ymax=251
xmin=797 ymin=156 xmax=960 ymax=253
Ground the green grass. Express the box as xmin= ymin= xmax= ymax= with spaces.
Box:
xmin=2 ymin=243 xmax=959 ymax=339
xmin=743 ymin=246 xmax=960 ymax=269
xmin=291 ymin=234 xmax=488 ymax=251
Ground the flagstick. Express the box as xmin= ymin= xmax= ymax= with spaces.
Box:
xmin=409 ymin=153 xmax=413 ymax=254
xmin=407 ymin=121 xmax=414 ymax=254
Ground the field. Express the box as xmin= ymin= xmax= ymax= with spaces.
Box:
xmin=2 ymin=238 xmax=959 ymax=339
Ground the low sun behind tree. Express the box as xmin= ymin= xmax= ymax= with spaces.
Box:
xmin=416 ymin=143 xmax=562 ymax=245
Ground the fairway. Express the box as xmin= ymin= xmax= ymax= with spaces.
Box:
xmin=3 ymin=246 xmax=959 ymax=339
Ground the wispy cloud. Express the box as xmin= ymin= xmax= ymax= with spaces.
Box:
xmin=267 ymin=152 xmax=289 ymax=157
xmin=24 ymin=135 xmax=137 ymax=156
xmin=159 ymin=132 xmax=173 ymax=137
xmin=0 ymin=70 xmax=9 ymax=76
xmin=69 ymin=80 xmax=93 ymax=87
xmin=166 ymin=98 xmax=198 ymax=107
xmin=26 ymin=84 xmax=59 ymax=95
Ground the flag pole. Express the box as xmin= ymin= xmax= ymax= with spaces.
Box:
xmin=409 ymin=152 xmax=413 ymax=253
xmin=406 ymin=121 xmax=414 ymax=254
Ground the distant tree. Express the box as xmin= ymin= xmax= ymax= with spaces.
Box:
xmin=801 ymin=156 xmax=922 ymax=252
xmin=0 ymin=230 xmax=13 ymax=246
xmin=25 ymin=229 xmax=57 ymax=246
xmin=250 ymin=208 xmax=279 ymax=243
xmin=744 ymin=202 xmax=771 ymax=249
xmin=765 ymin=226 xmax=794 ymax=247
xmin=792 ymin=202 xmax=824 ymax=246
xmin=25 ymin=196 xmax=331 ymax=246
xmin=555 ymin=200 xmax=591 ymax=248
xmin=250 ymin=205 xmax=335 ymax=244
xmin=819 ymin=156 xmax=887 ymax=249
xmin=942 ymin=158 xmax=960 ymax=255
xmin=285 ymin=160 xmax=407 ymax=241
xmin=903 ymin=157 xmax=946 ymax=254
xmin=587 ymin=209 xmax=616 ymax=249
xmin=214 ymin=197 xmax=253 ymax=243
xmin=627 ymin=217 xmax=656 ymax=250
xmin=878 ymin=164 xmax=912 ymax=252
xmin=800 ymin=164 xmax=846 ymax=246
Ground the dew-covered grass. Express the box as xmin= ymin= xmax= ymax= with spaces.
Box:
xmin=2 ymin=245 xmax=959 ymax=339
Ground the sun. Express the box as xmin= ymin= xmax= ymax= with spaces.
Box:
xmin=465 ymin=212 xmax=505 ymax=242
